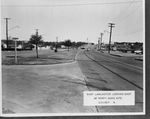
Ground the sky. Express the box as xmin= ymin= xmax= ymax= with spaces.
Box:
xmin=1 ymin=0 xmax=144 ymax=44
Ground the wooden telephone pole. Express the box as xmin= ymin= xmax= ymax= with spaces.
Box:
xmin=108 ymin=23 xmax=115 ymax=54
xmin=4 ymin=18 xmax=11 ymax=51
xmin=35 ymin=29 xmax=39 ymax=57
xmin=35 ymin=29 xmax=39 ymax=36
xmin=100 ymin=33 xmax=103 ymax=50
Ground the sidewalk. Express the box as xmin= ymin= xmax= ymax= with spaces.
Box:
xmin=2 ymin=61 xmax=97 ymax=114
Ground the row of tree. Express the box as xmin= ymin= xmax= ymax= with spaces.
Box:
xmin=40 ymin=40 xmax=87 ymax=49
xmin=29 ymin=34 xmax=87 ymax=58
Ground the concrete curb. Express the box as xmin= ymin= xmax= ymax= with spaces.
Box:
xmin=96 ymin=50 xmax=123 ymax=57
xmin=110 ymin=53 xmax=122 ymax=57
xmin=135 ymin=58 xmax=143 ymax=61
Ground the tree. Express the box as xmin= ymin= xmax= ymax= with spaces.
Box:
xmin=64 ymin=39 xmax=72 ymax=52
xmin=29 ymin=34 xmax=43 ymax=58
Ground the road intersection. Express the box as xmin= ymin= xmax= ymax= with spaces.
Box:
xmin=2 ymin=47 xmax=143 ymax=114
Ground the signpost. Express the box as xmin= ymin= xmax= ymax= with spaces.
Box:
xmin=13 ymin=37 xmax=18 ymax=63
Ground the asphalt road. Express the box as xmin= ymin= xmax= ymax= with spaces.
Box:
xmin=77 ymin=48 xmax=143 ymax=112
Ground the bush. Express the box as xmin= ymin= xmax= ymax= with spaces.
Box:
xmin=54 ymin=49 xmax=57 ymax=52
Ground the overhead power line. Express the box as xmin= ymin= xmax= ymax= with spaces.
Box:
xmin=113 ymin=28 xmax=143 ymax=36
xmin=1 ymin=1 xmax=142 ymax=7
xmin=116 ymin=2 xmax=142 ymax=25
xmin=110 ymin=0 xmax=143 ymax=26
xmin=115 ymin=2 xmax=140 ymax=23
xmin=112 ymin=0 xmax=137 ymax=22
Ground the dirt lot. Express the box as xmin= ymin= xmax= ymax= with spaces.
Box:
xmin=2 ymin=49 xmax=78 ymax=65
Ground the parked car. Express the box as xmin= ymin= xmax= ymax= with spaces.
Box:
xmin=87 ymin=48 xmax=90 ymax=51
xmin=134 ymin=50 xmax=142 ymax=54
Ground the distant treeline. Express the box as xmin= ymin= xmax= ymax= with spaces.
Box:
xmin=2 ymin=39 xmax=91 ymax=50
xmin=40 ymin=41 xmax=88 ymax=48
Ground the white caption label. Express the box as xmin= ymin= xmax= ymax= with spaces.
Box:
xmin=84 ymin=91 xmax=135 ymax=106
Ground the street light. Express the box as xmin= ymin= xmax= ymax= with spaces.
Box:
xmin=8 ymin=26 xmax=19 ymax=31
xmin=104 ymin=30 xmax=110 ymax=33
xmin=103 ymin=30 xmax=110 ymax=52
xmin=98 ymin=37 xmax=101 ymax=50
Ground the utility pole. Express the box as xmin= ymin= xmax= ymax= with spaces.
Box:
xmin=4 ymin=18 xmax=11 ymax=51
xmin=98 ymin=37 xmax=100 ymax=50
xmin=35 ymin=29 xmax=39 ymax=57
xmin=87 ymin=38 xmax=88 ymax=44
xmin=56 ymin=37 xmax=58 ymax=43
xmin=108 ymin=23 xmax=115 ymax=54
xmin=100 ymin=33 xmax=103 ymax=50
xmin=35 ymin=29 xmax=39 ymax=36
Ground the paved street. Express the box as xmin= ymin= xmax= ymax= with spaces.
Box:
xmin=2 ymin=47 xmax=143 ymax=114
xmin=77 ymin=48 xmax=143 ymax=112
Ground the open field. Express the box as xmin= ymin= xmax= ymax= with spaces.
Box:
xmin=2 ymin=62 xmax=97 ymax=113
xmin=2 ymin=49 xmax=78 ymax=65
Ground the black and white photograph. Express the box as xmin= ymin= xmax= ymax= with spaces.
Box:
xmin=1 ymin=0 xmax=145 ymax=117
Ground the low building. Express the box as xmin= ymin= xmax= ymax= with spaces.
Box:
xmin=114 ymin=42 xmax=143 ymax=52
xmin=1 ymin=39 xmax=34 ymax=50
xmin=114 ymin=42 xmax=130 ymax=51
xmin=1 ymin=41 xmax=7 ymax=49
xmin=61 ymin=45 xmax=66 ymax=49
